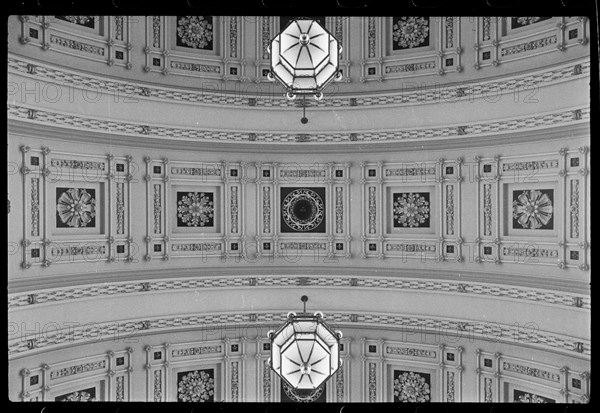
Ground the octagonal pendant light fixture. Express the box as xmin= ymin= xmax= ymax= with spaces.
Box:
xmin=267 ymin=18 xmax=343 ymax=102
xmin=267 ymin=296 xmax=343 ymax=402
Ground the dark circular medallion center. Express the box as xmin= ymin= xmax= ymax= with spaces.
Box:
xmin=293 ymin=199 xmax=313 ymax=221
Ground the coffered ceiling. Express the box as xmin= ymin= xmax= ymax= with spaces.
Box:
xmin=11 ymin=16 xmax=590 ymax=93
xmin=6 ymin=14 xmax=591 ymax=403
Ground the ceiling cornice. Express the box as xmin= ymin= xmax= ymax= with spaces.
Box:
xmin=8 ymin=309 xmax=590 ymax=360
xmin=7 ymin=54 xmax=591 ymax=109
xmin=8 ymin=265 xmax=590 ymax=296
xmin=7 ymin=109 xmax=590 ymax=154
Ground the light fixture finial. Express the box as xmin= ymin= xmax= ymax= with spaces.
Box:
xmin=301 ymin=295 xmax=308 ymax=313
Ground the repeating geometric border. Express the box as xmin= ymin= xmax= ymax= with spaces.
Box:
xmin=8 ymin=56 xmax=590 ymax=108
xmin=8 ymin=104 xmax=590 ymax=144
xmin=9 ymin=275 xmax=590 ymax=310
xmin=8 ymin=310 xmax=590 ymax=358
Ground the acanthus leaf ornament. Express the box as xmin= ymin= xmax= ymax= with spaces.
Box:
xmin=393 ymin=193 xmax=430 ymax=228
xmin=393 ymin=371 xmax=431 ymax=402
xmin=392 ymin=17 xmax=430 ymax=49
xmin=176 ymin=16 xmax=213 ymax=50
xmin=56 ymin=188 xmax=96 ymax=228
xmin=512 ymin=190 xmax=553 ymax=230
xmin=177 ymin=370 xmax=215 ymax=402
xmin=177 ymin=192 xmax=214 ymax=227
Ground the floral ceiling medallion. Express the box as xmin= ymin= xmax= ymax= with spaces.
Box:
xmin=177 ymin=192 xmax=214 ymax=227
xmin=56 ymin=188 xmax=96 ymax=228
xmin=176 ymin=16 xmax=214 ymax=50
xmin=516 ymin=17 xmax=543 ymax=25
xmin=55 ymin=388 xmax=97 ymax=402
xmin=392 ymin=17 xmax=430 ymax=50
xmin=514 ymin=390 xmax=555 ymax=403
xmin=511 ymin=17 xmax=552 ymax=29
xmin=518 ymin=393 xmax=548 ymax=403
xmin=55 ymin=16 xmax=95 ymax=27
xmin=393 ymin=371 xmax=431 ymax=402
xmin=393 ymin=192 xmax=430 ymax=228
xmin=512 ymin=189 xmax=554 ymax=230
xmin=177 ymin=370 xmax=215 ymax=402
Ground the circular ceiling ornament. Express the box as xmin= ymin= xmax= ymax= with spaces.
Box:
xmin=177 ymin=370 xmax=215 ymax=402
xmin=176 ymin=16 xmax=213 ymax=49
xmin=282 ymin=188 xmax=324 ymax=231
xmin=512 ymin=189 xmax=553 ymax=229
xmin=393 ymin=193 xmax=430 ymax=228
xmin=393 ymin=371 xmax=431 ymax=402
xmin=56 ymin=188 xmax=96 ymax=228
xmin=392 ymin=16 xmax=429 ymax=49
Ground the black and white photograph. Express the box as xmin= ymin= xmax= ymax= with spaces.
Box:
xmin=6 ymin=9 xmax=591 ymax=405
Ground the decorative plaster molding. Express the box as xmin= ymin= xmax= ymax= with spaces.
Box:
xmin=262 ymin=359 xmax=271 ymax=402
xmin=368 ymin=362 xmax=377 ymax=402
xmin=7 ymin=56 xmax=591 ymax=108
xmin=482 ymin=183 xmax=493 ymax=237
xmin=8 ymin=310 xmax=590 ymax=358
xmin=484 ymin=377 xmax=493 ymax=402
xmin=501 ymin=35 xmax=558 ymax=57
xmin=8 ymin=104 xmax=589 ymax=145
xmin=171 ymin=345 xmax=222 ymax=358
xmin=8 ymin=275 xmax=589 ymax=310
xmin=570 ymin=179 xmax=580 ymax=238
xmin=386 ymin=346 xmax=437 ymax=358
xmin=50 ymin=360 xmax=106 ymax=379
xmin=49 ymin=35 xmax=105 ymax=56
xmin=502 ymin=361 xmax=561 ymax=382
xmin=368 ymin=187 xmax=377 ymax=234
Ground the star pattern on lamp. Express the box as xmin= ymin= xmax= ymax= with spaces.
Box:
xmin=283 ymin=335 xmax=330 ymax=387
xmin=268 ymin=297 xmax=343 ymax=398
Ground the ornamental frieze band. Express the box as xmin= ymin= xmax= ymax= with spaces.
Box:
xmin=502 ymin=160 xmax=559 ymax=171
xmin=50 ymin=159 xmax=106 ymax=171
xmin=385 ymin=167 xmax=437 ymax=176
xmin=502 ymin=361 xmax=561 ymax=382
xmin=50 ymin=360 xmax=107 ymax=379
xmin=171 ymin=345 xmax=222 ymax=358
xmin=171 ymin=243 xmax=222 ymax=252
xmin=279 ymin=169 xmax=327 ymax=178
xmin=502 ymin=247 xmax=559 ymax=258
xmin=386 ymin=346 xmax=437 ymax=358
xmin=170 ymin=167 xmax=221 ymax=176
xmin=386 ymin=244 xmax=437 ymax=252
